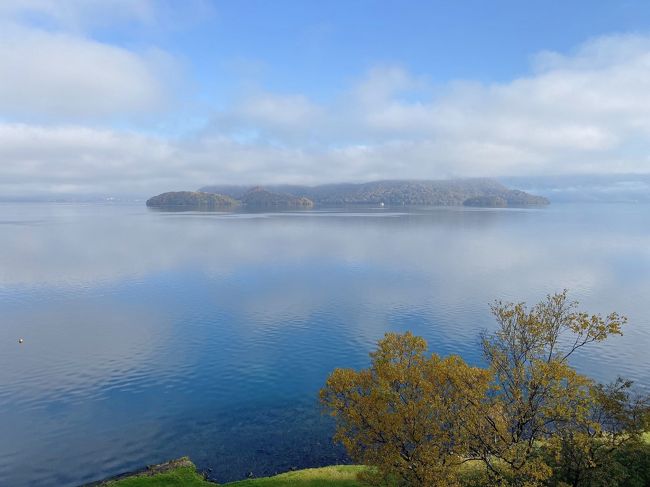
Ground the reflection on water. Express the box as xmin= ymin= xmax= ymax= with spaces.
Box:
xmin=0 ymin=203 xmax=649 ymax=486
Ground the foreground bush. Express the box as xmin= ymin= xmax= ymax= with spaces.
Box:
xmin=320 ymin=332 xmax=490 ymax=486
xmin=321 ymin=292 xmax=650 ymax=486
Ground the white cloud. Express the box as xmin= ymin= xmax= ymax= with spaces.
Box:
xmin=1 ymin=33 xmax=650 ymax=196
xmin=344 ymin=37 xmax=650 ymax=154
xmin=0 ymin=0 xmax=202 ymax=122
xmin=217 ymin=92 xmax=324 ymax=138
xmin=0 ymin=25 xmax=174 ymax=121
xmin=353 ymin=65 xmax=429 ymax=106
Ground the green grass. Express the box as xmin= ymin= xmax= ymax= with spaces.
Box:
xmin=96 ymin=439 xmax=650 ymax=487
xmin=225 ymin=462 xmax=489 ymax=487
xmin=102 ymin=463 xmax=365 ymax=487
xmin=104 ymin=463 xmax=485 ymax=487
xmin=106 ymin=466 xmax=213 ymax=486
xmin=103 ymin=459 xmax=215 ymax=487
xmin=224 ymin=466 xmax=365 ymax=487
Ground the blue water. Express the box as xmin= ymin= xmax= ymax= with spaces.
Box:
xmin=0 ymin=202 xmax=649 ymax=486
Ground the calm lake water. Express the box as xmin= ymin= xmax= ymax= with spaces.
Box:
xmin=1 ymin=202 xmax=649 ymax=486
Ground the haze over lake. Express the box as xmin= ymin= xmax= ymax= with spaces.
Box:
xmin=1 ymin=202 xmax=649 ymax=486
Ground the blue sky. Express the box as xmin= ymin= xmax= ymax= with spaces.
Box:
xmin=1 ymin=1 xmax=650 ymax=195
xmin=83 ymin=1 xmax=650 ymax=108
xmin=179 ymin=1 xmax=650 ymax=100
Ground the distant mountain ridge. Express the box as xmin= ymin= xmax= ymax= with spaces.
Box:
xmin=198 ymin=179 xmax=549 ymax=207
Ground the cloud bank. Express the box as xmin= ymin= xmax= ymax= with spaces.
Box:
xmin=0 ymin=26 xmax=173 ymax=121
xmin=1 ymin=9 xmax=650 ymax=197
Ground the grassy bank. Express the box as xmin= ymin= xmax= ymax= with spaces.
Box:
xmin=99 ymin=434 xmax=650 ymax=487
xmin=106 ymin=465 xmax=212 ymax=486
xmin=225 ymin=466 xmax=364 ymax=486
xmin=101 ymin=462 xmax=487 ymax=486
xmin=103 ymin=463 xmax=364 ymax=487
xmin=98 ymin=458 xmax=213 ymax=487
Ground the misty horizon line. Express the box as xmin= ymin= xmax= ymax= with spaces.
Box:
xmin=2 ymin=173 xmax=650 ymax=203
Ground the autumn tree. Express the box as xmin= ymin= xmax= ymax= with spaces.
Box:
xmin=471 ymin=291 xmax=627 ymax=486
xmin=320 ymin=332 xmax=491 ymax=486
xmin=545 ymin=378 xmax=650 ymax=486
xmin=320 ymin=292 xmax=647 ymax=486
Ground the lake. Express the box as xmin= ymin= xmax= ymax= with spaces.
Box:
xmin=1 ymin=202 xmax=649 ymax=486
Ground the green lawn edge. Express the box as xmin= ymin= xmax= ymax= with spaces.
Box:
xmin=224 ymin=465 xmax=365 ymax=486
xmin=94 ymin=435 xmax=650 ymax=487
xmin=99 ymin=458 xmax=213 ymax=487
xmin=101 ymin=463 xmax=365 ymax=487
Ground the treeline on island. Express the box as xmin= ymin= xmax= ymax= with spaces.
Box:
xmin=146 ymin=179 xmax=550 ymax=210
xmin=146 ymin=187 xmax=314 ymax=210
xmin=200 ymin=179 xmax=549 ymax=207
xmin=145 ymin=191 xmax=240 ymax=209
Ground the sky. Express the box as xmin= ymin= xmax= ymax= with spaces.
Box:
xmin=1 ymin=0 xmax=650 ymax=197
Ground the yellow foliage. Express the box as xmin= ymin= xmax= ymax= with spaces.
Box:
xmin=321 ymin=332 xmax=491 ymax=486
xmin=320 ymin=292 xmax=646 ymax=487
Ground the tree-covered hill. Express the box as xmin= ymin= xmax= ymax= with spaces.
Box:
xmin=146 ymin=191 xmax=239 ymax=209
xmin=240 ymin=187 xmax=314 ymax=209
xmin=146 ymin=189 xmax=315 ymax=210
xmin=199 ymin=179 xmax=549 ymax=208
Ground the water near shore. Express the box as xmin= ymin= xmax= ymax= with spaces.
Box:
xmin=1 ymin=202 xmax=649 ymax=486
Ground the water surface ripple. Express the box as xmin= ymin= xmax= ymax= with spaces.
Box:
xmin=0 ymin=203 xmax=649 ymax=486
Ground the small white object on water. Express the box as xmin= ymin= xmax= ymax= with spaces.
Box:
xmin=18 ymin=338 xmax=24 ymax=344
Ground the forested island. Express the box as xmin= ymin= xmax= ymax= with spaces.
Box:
xmin=146 ymin=187 xmax=314 ymax=210
xmin=240 ymin=187 xmax=314 ymax=209
xmin=145 ymin=191 xmax=240 ymax=209
xmin=146 ymin=179 xmax=549 ymax=210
